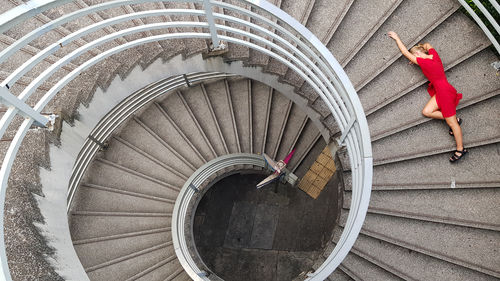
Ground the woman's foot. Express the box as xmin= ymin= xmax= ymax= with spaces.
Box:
xmin=449 ymin=117 xmax=462 ymax=136
xmin=450 ymin=148 xmax=467 ymax=163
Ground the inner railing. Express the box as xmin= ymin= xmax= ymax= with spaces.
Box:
xmin=0 ymin=1 xmax=373 ymax=280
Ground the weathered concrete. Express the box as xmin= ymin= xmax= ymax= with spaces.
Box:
xmin=194 ymin=172 xmax=340 ymax=280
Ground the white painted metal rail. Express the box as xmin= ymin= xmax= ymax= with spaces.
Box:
xmin=457 ymin=0 xmax=500 ymax=55
xmin=0 ymin=0 xmax=373 ymax=280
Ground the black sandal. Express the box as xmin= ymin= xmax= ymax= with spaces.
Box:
xmin=449 ymin=148 xmax=467 ymax=163
xmin=449 ymin=117 xmax=462 ymax=136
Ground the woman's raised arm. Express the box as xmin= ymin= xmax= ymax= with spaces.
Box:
xmin=388 ymin=31 xmax=418 ymax=65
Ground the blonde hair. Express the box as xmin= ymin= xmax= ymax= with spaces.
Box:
xmin=410 ymin=43 xmax=427 ymax=55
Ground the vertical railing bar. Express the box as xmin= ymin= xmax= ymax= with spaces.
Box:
xmin=203 ymin=0 xmax=220 ymax=49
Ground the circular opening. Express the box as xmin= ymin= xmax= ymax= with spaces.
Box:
xmin=193 ymin=170 xmax=341 ymax=280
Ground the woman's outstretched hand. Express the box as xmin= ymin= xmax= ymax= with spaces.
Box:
xmin=387 ymin=31 xmax=399 ymax=41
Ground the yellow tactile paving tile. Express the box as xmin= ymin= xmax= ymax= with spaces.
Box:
xmin=298 ymin=145 xmax=337 ymax=199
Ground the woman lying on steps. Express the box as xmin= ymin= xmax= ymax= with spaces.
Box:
xmin=388 ymin=31 xmax=467 ymax=163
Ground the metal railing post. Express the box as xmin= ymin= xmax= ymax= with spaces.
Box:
xmin=203 ymin=0 xmax=220 ymax=49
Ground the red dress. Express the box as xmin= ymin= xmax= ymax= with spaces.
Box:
xmin=416 ymin=48 xmax=462 ymax=118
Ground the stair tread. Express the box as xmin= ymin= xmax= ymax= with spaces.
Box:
xmin=334 ymin=227 xmax=498 ymax=281
xmin=344 ymin=0 xmax=459 ymax=89
xmin=326 ymin=0 xmax=402 ymax=66
xmin=70 ymin=215 xmax=169 ymax=241
xmin=328 ymin=268 xmax=354 ymax=281
xmin=342 ymin=212 xmax=500 ymax=277
xmin=72 ymin=184 xmax=174 ymax=213
xmin=104 ymin=138 xmax=188 ymax=187
xmin=74 ymin=231 xmax=172 ymax=269
xmin=86 ymin=243 xmax=171 ymax=281
xmin=371 ymin=94 xmax=500 ymax=164
xmin=140 ymin=102 xmax=206 ymax=167
xmin=341 ymin=251 xmax=403 ymax=281
xmin=358 ymin=12 xmax=491 ymax=116
xmin=344 ymin=188 xmax=500 ymax=231
xmin=265 ymin=90 xmax=292 ymax=158
xmin=204 ymin=79 xmax=240 ymax=154
xmin=306 ymin=0 xmax=353 ymax=44
xmin=365 ymin=143 xmax=500 ymax=189
xmin=251 ymin=81 xmax=272 ymax=154
xmin=228 ymin=78 xmax=252 ymax=153
xmin=182 ymin=85 xmax=228 ymax=156
xmin=367 ymin=50 xmax=500 ymax=142
xmin=84 ymin=160 xmax=180 ymax=199
xmin=119 ymin=119 xmax=196 ymax=175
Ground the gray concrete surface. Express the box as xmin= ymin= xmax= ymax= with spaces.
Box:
xmin=2 ymin=0 xmax=499 ymax=280
xmin=194 ymin=172 xmax=340 ymax=281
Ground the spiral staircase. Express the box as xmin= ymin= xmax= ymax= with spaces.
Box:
xmin=0 ymin=0 xmax=499 ymax=280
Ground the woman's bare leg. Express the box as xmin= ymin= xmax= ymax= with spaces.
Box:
xmin=422 ymin=95 xmax=444 ymax=120
xmin=445 ymin=115 xmax=464 ymax=152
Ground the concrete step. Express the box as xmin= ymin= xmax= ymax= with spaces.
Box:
xmin=159 ymin=91 xmax=218 ymax=161
xmin=370 ymin=94 xmax=500 ymax=166
xmin=172 ymin=271 xmax=191 ymax=281
xmin=368 ymin=50 xmax=500 ymax=142
xmin=263 ymin=0 xmax=316 ymax=76
xmin=139 ymin=101 xmax=207 ymax=167
xmin=204 ymin=79 xmax=241 ymax=153
xmin=245 ymin=0 xmax=281 ymax=66
xmin=265 ymin=90 xmax=292 ymax=159
xmin=70 ymin=214 xmax=170 ymax=241
xmin=340 ymin=212 xmax=500 ymax=278
xmin=81 ymin=0 xmax=164 ymax=69
xmin=358 ymin=12 xmax=491 ymax=116
xmin=228 ymin=78 xmax=252 ymax=153
xmin=72 ymin=183 xmax=175 ymax=213
xmin=292 ymin=135 xmax=325 ymax=179
xmin=132 ymin=256 xmax=183 ymax=281
xmin=326 ymin=0 xmax=402 ymax=66
xmin=83 ymin=158 xmax=180 ymax=199
xmin=305 ymin=0 xmax=353 ymax=44
xmin=333 ymin=226 xmax=499 ymax=281
xmin=275 ymin=104 xmax=307 ymax=161
xmin=327 ymin=268 xmax=354 ymax=281
xmin=251 ymin=81 xmax=273 ymax=154
xmin=74 ymin=229 xmax=171 ymax=269
xmin=117 ymin=117 xmax=196 ymax=176
xmin=288 ymin=121 xmax=322 ymax=173
xmin=343 ymin=188 xmax=500 ymax=231
xmin=343 ymin=0 xmax=459 ymax=90
xmin=0 ymin=34 xmax=78 ymax=82
xmin=127 ymin=2 xmax=188 ymax=62
xmin=163 ymin=2 xmax=207 ymax=57
xmin=340 ymin=250 xmax=403 ymax=281
xmin=222 ymin=0 xmax=251 ymax=62
xmin=182 ymin=84 xmax=229 ymax=156
xmin=85 ymin=242 xmax=173 ymax=281
xmin=104 ymin=137 xmax=189 ymax=187
xmin=344 ymin=142 xmax=500 ymax=191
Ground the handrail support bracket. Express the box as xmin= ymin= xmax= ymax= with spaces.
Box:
xmin=0 ymin=87 xmax=49 ymax=128
xmin=337 ymin=118 xmax=356 ymax=146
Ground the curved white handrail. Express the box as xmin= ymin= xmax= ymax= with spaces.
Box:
xmin=172 ymin=153 xmax=267 ymax=280
xmin=458 ymin=0 xmax=500 ymax=54
xmin=0 ymin=1 xmax=373 ymax=280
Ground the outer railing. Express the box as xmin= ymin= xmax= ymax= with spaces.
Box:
xmin=0 ymin=1 xmax=373 ymax=280
xmin=458 ymin=0 xmax=500 ymax=55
